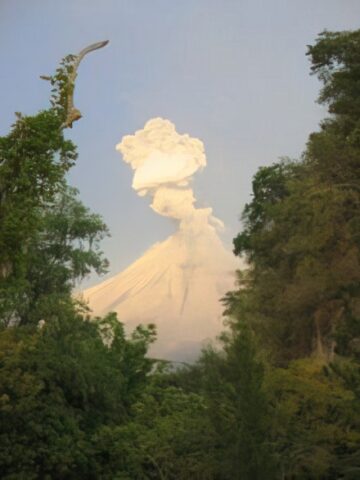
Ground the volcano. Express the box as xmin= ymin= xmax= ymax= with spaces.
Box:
xmin=84 ymin=218 xmax=238 ymax=361
xmin=83 ymin=118 xmax=239 ymax=361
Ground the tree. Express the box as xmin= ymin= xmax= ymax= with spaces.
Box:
xmin=195 ymin=324 xmax=276 ymax=480
xmin=307 ymin=30 xmax=360 ymax=126
xmin=0 ymin=47 xmax=109 ymax=327
xmin=21 ymin=185 xmax=109 ymax=326
xmin=230 ymin=29 xmax=360 ymax=361
xmin=267 ymin=358 xmax=360 ymax=479
xmin=92 ymin=380 xmax=215 ymax=479
xmin=0 ymin=312 xmax=156 ymax=479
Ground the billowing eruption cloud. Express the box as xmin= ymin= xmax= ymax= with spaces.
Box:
xmin=118 ymin=118 xmax=205 ymax=192
xmin=84 ymin=118 xmax=238 ymax=361
xmin=117 ymin=118 xmax=215 ymax=222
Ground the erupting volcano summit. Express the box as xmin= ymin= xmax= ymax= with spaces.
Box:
xmin=84 ymin=118 xmax=238 ymax=361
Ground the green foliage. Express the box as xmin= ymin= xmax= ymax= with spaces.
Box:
xmin=47 ymin=54 xmax=77 ymax=117
xmin=92 ymin=380 xmax=215 ymax=479
xmin=0 ymin=313 xmax=155 ymax=479
xmin=0 ymin=60 xmax=108 ymax=327
xmin=233 ymin=160 xmax=296 ymax=260
xmin=197 ymin=325 xmax=276 ymax=480
xmin=23 ymin=186 xmax=109 ymax=325
xmin=268 ymin=359 xmax=360 ymax=479
xmin=308 ymin=30 xmax=360 ymax=123
xmin=0 ymin=110 xmax=75 ymax=270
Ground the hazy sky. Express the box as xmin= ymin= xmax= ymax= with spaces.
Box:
xmin=1 ymin=1 xmax=360 ymax=287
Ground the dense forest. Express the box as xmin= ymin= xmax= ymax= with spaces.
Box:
xmin=0 ymin=29 xmax=359 ymax=479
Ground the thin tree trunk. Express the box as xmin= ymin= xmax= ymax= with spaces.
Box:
xmin=315 ymin=315 xmax=325 ymax=359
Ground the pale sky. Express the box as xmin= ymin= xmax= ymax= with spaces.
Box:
xmin=1 ymin=1 xmax=360 ymax=288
